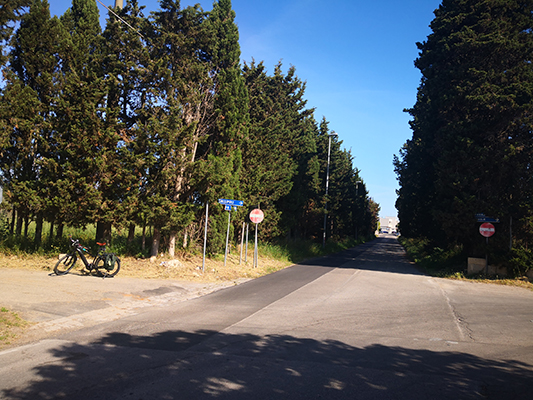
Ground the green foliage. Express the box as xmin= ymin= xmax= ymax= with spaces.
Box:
xmin=0 ymin=0 xmax=379 ymax=259
xmin=399 ymin=236 xmax=465 ymax=277
xmin=396 ymin=0 xmax=533 ymax=261
xmin=507 ymin=247 xmax=533 ymax=277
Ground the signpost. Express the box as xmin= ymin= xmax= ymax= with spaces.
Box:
xmin=219 ymin=199 xmax=243 ymax=266
xmin=479 ymin=222 xmax=495 ymax=238
xmin=202 ymin=202 xmax=209 ymax=273
xmin=479 ymin=222 xmax=496 ymax=275
xmin=250 ymin=208 xmax=264 ymax=268
xmin=476 ymin=213 xmax=500 ymax=223
xmin=249 ymin=208 xmax=264 ymax=224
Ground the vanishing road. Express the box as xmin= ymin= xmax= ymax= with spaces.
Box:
xmin=1 ymin=236 xmax=533 ymax=399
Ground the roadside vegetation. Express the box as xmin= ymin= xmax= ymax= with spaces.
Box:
xmin=399 ymin=236 xmax=533 ymax=291
xmin=0 ymin=231 xmax=374 ymax=347
xmin=0 ymin=0 xmax=379 ymax=264
xmin=394 ymin=1 xmax=533 ymax=273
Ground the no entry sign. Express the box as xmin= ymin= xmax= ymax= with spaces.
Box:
xmin=249 ymin=209 xmax=264 ymax=224
xmin=479 ymin=222 xmax=495 ymax=238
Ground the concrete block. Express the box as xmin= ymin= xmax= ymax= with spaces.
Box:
xmin=467 ymin=257 xmax=508 ymax=276
xmin=467 ymin=258 xmax=486 ymax=274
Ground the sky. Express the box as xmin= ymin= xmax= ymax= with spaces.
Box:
xmin=49 ymin=0 xmax=443 ymax=218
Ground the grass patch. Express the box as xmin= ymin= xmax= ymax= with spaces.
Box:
xmin=0 ymin=307 xmax=31 ymax=349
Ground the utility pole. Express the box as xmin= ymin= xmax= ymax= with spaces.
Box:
xmin=115 ymin=0 xmax=123 ymax=9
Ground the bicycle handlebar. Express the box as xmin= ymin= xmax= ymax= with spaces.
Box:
xmin=69 ymin=238 xmax=88 ymax=252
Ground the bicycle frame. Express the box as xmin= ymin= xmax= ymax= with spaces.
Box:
xmin=54 ymin=238 xmax=120 ymax=277
xmin=71 ymin=239 xmax=100 ymax=270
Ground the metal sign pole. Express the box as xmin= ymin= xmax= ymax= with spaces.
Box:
xmin=245 ymin=223 xmax=249 ymax=264
xmin=485 ymin=237 xmax=489 ymax=276
xmin=224 ymin=209 xmax=231 ymax=267
xmin=240 ymin=222 xmax=244 ymax=265
xmin=202 ymin=202 xmax=209 ymax=273
xmin=254 ymin=223 xmax=258 ymax=268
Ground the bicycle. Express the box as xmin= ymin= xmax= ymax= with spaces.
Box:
xmin=54 ymin=238 xmax=121 ymax=278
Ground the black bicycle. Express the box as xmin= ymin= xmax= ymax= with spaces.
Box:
xmin=54 ymin=238 xmax=120 ymax=277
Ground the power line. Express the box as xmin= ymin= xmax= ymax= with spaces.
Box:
xmin=95 ymin=0 xmax=145 ymax=39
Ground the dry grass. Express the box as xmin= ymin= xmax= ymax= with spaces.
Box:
xmin=0 ymin=307 xmax=32 ymax=348
xmin=0 ymin=250 xmax=292 ymax=282
xmin=0 ymin=250 xmax=293 ymax=348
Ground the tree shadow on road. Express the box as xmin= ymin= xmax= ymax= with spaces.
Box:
xmin=302 ymin=237 xmax=424 ymax=276
xmin=2 ymin=328 xmax=532 ymax=399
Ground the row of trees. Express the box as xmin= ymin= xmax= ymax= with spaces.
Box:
xmin=395 ymin=0 xmax=533 ymax=263
xmin=0 ymin=0 xmax=378 ymax=256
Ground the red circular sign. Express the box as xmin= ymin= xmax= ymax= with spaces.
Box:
xmin=479 ymin=222 xmax=495 ymax=238
xmin=249 ymin=209 xmax=264 ymax=224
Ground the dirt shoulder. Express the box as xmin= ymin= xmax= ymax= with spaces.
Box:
xmin=0 ymin=252 xmax=291 ymax=349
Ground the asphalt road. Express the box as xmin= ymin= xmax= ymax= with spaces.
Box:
xmin=1 ymin=236 xmax=532 ymax=399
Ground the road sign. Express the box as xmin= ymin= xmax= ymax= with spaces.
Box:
xmin=476 ymin=214 xmax=500 ymax=223
xmin=218 ymin=199 xmax=244 ymax=207
xmin=249 ymin=208 xmax=264 ymax=224
xmin=479 ymin=222 xmax=495 ymax=238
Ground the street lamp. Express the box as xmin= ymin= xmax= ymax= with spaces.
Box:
xmin=323 ymin=131 xmax=338 ymax=248
xmin=355 ymin=180 xmax=361 ymax=241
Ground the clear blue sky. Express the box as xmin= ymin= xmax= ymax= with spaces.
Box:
xmin=49 ymin=0 xmax=442 ymax=217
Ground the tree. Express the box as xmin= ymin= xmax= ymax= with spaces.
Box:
xmin=242 ymin=61 xmax=312 ymax=238
xmin=396 ymin=0 xmax=533 ymax=256
xmin=148 ymin=0 xmax=215 ymax=256
xmin=2 ymin=0 xmax=65 ymax=245
xmin=194 ymin=0 xmax=249 ymax=254
xmin=0 ymin=0 xmax=30 ymax=66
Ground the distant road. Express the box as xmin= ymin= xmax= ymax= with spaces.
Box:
xmin=2 ymin=237 xmax=533 ymax=399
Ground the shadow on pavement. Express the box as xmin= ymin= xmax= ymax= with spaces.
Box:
xmin=3 ymin=328 xmax=532 ymax=399
xmin=300 ymin=237 xmax=424 ymax=276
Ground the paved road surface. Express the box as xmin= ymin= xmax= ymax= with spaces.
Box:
xmin=1 ymin=237 xmax=532 ymax=399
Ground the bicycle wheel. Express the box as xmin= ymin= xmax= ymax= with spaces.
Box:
xmin=94 ymin=255 xmax=121 ymax=277
xmin=54 ymin=253 xmax=77 ymax=275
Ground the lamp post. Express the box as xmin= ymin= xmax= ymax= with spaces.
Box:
xmin=355 ymin=180 xmax=361 ymax=241
xmin=323 ymin=131 xmax=338 ymax=248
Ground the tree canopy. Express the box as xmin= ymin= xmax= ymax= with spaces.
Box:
xmin=395 ymin=0 xmax=533 ymax=262
xmin=0 ymin=0 xmax=378 ymax=256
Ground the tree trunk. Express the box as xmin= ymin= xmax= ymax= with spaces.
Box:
xmin=23 ymin=215 xmax=29 ymax=238
xmin=168 ymin=233 xmax=176 ymax=257
xmin=49 ymin=220 xmax=54 ymax=241
xmin=150 ymin=226 xmax=161 ymax=260
xmin=15 ymin=212 xmax=23 ymax=236
xmin=56 ymin=223 xmax=64 ymax=240
xmin=96 ymin=221 xmax=112 ymax=244
xmin=142 ymin=223 xmax=146 ymax=251
xmin=10 ymin=205 xmax=15 ymax=234
xmin=183 ymin=228 xmax=188 ymax=248
xmin=127 ymin=223 xmax=135 ymax=243
xmin=34 ymin=212 xmax=43 ymax=248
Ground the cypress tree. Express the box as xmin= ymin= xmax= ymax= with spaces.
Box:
xmin=242 ymin=61 xmax=313 ymax=238
xmin=397 ymin=0 xmax=533 ymax=256
xmin=0 ymin=0 xmax=30 ymax=66
xmin=3 ymin=0 xmax=64 ymax=244
xmin=194 ymin=0 xmax=249 ymax=254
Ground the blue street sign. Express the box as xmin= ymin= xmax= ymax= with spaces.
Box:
xmin=218 ymin=199 xmax=244 ymax=207
xmin=475 ymin=213 xmax=500 ymax=223
xmin=225 ymin=205 xmax=232 ymax=211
